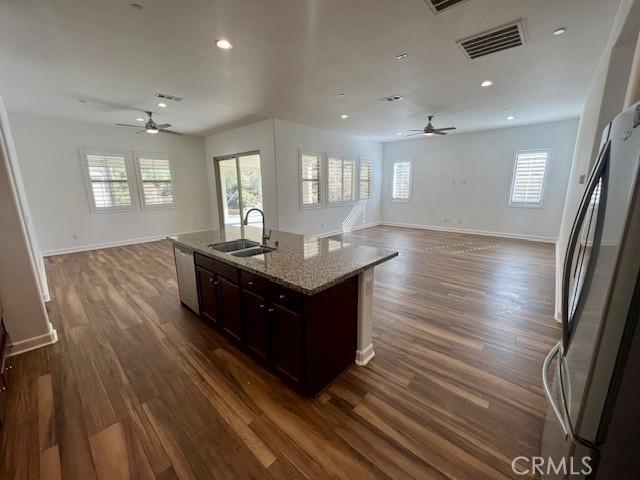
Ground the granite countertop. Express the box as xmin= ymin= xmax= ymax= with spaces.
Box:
xmin=168 ymin=226 xmax=398 ymax=295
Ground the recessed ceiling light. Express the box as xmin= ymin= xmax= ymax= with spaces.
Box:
xmin=396 ymin=53 xmax=409 ymax=60
xmin=507 ymin=115 xmax=515 ymax=121
xmin=136 ymin=117 xmax=145 ymax=122
xmin=481 ymin=80 xmax=493 ymax=87
xmin=341 ymin=114 xmax=349 ymax=119
xmin=216 ymin=38 xmax=233 ymax=50
xmin=553 ymin=27 xmax=567 ymax=36
xmin=397 ymin=132 xmax=404 ymax=136
xmin=157 ymin=102 xmax=167 ymax=108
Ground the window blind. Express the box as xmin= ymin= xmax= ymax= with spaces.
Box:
xmin=327 ymin=156 xmax=356 ymax=204
xmin=510 ymin=151 xmax=548 ymax=206
xmin=300 ymin=153 xmax=321 ymax=206
xmin=392 ymin=161 xmax=411 ymax=201
xmin=86 ymin=154 xmax=133 ymax=209
xmin=359 ymin=161 xmax=373 ymax=200
xmin=137 ymin=158 xmax=175 ymax=207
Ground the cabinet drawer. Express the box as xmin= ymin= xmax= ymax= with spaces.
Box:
xmin=194 ymin=253 xmax=239 ymax=283
xmin=269 ymin=285 xmax=304 ymax=313
xmin=241 ymin=271 xmax=271 ymax=299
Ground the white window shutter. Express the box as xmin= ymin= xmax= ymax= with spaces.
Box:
xmin=136 ymin=157 xmax=175 ymax=208
xmin=510 ymin=150 xmax=549 ymax=206
xmin=392 ymin=161 xmax=411 ymax=201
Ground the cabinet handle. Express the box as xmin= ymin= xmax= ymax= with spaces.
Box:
xmin=214 ymin=281 xmax=219 ymax=286
xmin=259 ymin=304 xmax=265 ymax=309
xmin=267 ymin=308 xmax=274 ymax=313
xmin=209 ymin=276 xmax=214 ymax=283
xmin=248 ymin=281 xmax=254 ymax=287
xmin=279 ymin=294 xmax=286 ymax=300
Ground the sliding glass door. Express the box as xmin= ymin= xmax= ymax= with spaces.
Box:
xmin=214 ymin=151 xmax=263 ymax=233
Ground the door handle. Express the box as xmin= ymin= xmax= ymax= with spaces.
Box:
xmin=542 ymin=341 xmax=569 ymax=437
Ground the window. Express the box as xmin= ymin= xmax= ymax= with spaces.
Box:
xmin=392 ymin=160 xmax=412 ymax=202
xmin=134 ymin=154 xmax=175 ymax=208
xmin=80 ymin=148 xmax=136 ymax=212
xmin=327 ymin=155 xmax=356 ymax=205
xmin=509 ymin=150 xmax=549 ymax=207
xmin=359 ymin=158 xmax=373 ymax=200
xmin=299 ymin=151 xmax=322 ymax=208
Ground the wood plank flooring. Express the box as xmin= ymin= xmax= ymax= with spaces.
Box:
xmin=0 ymin=226 xmax=560 ymax=479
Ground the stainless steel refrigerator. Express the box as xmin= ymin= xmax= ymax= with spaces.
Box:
xmin=540 ymin=101 xmax=640 ymax=479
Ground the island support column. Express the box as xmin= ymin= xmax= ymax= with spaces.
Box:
xmin=355 ymin=267 xmax=375 ymax=365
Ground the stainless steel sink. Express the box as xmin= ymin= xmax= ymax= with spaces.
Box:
xmin=231 ymin=246 xmax=276 ymax=257
xmin=208 ymin=239 xmax=260 ymax=252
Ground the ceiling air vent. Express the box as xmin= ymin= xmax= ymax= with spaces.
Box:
xmin=379 ymin=95 xmax=403 ymax=103
xmin=457 ymin=21 xmax=525 ymax=60
xmin=424 ymin=0 xmax=470 ymax=14
xmin=155 ymin=93 xmax=183 ymax=102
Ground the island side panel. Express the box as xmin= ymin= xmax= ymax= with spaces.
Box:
xmin=356 ymin=267 xmax=375 ymax=366
xmin=304 ymin=275 xmax=358 ymax=396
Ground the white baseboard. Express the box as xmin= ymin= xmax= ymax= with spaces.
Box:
xmin=41 ymin=228 xmax=213 ymax=257
xmin=355 ymin=343 xmax=375 ymax=366
xmin=380 ymin=221 xmax=557 ymax=244
xmin=7 ymin=326 xmax=58 ymax=357
xmin=317 ymin=221 xmax=381 ymax=238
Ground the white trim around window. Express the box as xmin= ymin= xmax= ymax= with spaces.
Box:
xmin=133 ymin=152 xmax=177 ymax=210
xmin=358 ymin=157 xmax=373 ymax=201
xmin=391 ymin=159 xmax=412 ymax=203
xmin=299 ymin=150 xmax=324 ymax=209
xmin=508 ymin=149 xmax=550 ymax=208
xmin=326 ymin=154 xmax=357 ymax=207
xmin=79 ymin=147 xmax=137 ymax=213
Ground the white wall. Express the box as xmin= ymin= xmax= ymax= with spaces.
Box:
xmin=273 ymin=119 xmax=382 ymax=235
xmin=382 ymin=119 xmax=579 ymax=242
xmin=204 ymin=118 xmax=383 ymax=236
xmin=9 ymin=113 xmax=212 ymax=255
xmin=204 ymin=119 xmax=278 ymax=230
xmin=555 ymin=0 xmax=640 ymax=317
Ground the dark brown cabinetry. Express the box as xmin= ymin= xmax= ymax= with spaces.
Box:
xmin=196 ymin=266 xmax=219 ymax=324
xmin=193 ymin=252 xmax=358 ymax=396
xmin=219 ymin=277 xmax=242 ymax=342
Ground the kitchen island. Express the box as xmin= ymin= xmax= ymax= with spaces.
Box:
xmin=169 ymin=226 xmax=397 ymax=396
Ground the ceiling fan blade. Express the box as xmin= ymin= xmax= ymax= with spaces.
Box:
xmin=436 ymin=127 xmax=456 ymax=131
xmin=434 ymin=131 xmax=448 ymax=135
xmin=406 ymin=133 xmax=424 ymax=137
xmin=408 ymin=129 xmax=424 ymax=132
xmin=115 ymin=123 xmax=141 ymax=128
xmin=135 ymin=130 xmax=147 ymax=134
xmin=156 ymin=123 xmax=171 ymax=129
xmin=159 ymin=129 xmax=182 ymax=136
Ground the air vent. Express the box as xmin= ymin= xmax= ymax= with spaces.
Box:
xmin=424 ymin=0 xmax=470 ymax=14
xmin=379 ymin=95 xmax=403 ymax=103
xmin=457 ymin=21 xmax=525 ymax=60
xmin=155 ymin=93 xmax=183 ymax=102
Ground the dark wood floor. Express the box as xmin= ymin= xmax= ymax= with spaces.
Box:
xmin=0 ymin=226 xmax=559 ymax=479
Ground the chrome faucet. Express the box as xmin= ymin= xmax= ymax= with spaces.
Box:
xmin=243 ymin=208 xmax=272 ymax=244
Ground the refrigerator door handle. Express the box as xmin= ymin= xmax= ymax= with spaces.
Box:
xmin=542 ymin=341 xmax=569 ymax=437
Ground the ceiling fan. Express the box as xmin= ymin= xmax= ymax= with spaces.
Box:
xmin=115 ymin=111 xmax=181 ymax=135
xmin=407 ymin=115 xmax=456 ymax=137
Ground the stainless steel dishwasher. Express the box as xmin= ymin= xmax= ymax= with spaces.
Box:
xmin=173 ymin=244 xmax=200 ymax=314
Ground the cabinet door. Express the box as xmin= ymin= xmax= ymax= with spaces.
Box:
xmin=271 ymin=303 xmax=303 ymax=385
xmin=242 ymin=290 xmax=270 ymax=361
xmin=196 ymin=266 xmax=219 ymax=324
xmin=219 ymin=277 xmax=242 ymax=342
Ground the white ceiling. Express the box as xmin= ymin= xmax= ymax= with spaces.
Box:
xmin=0 ymin=0 xmax=620 ymax=140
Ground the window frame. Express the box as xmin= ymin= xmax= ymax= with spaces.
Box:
xmin=358 ymin=157 xmax=374 ymax=201
xmin=79 ymin=147 xmax=137 ymax=214
xmin=391 ymin=159 xmax=413 ymax=203
xmin=298 ymin=150 xmax=324 ymax=210
xmin=508 ymin=149 xmax=550 ymax=209
xmin=133 ymin=151 xmax=177 ymax=210
xmin=326 ymin=153 xmax=357 ymax=207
